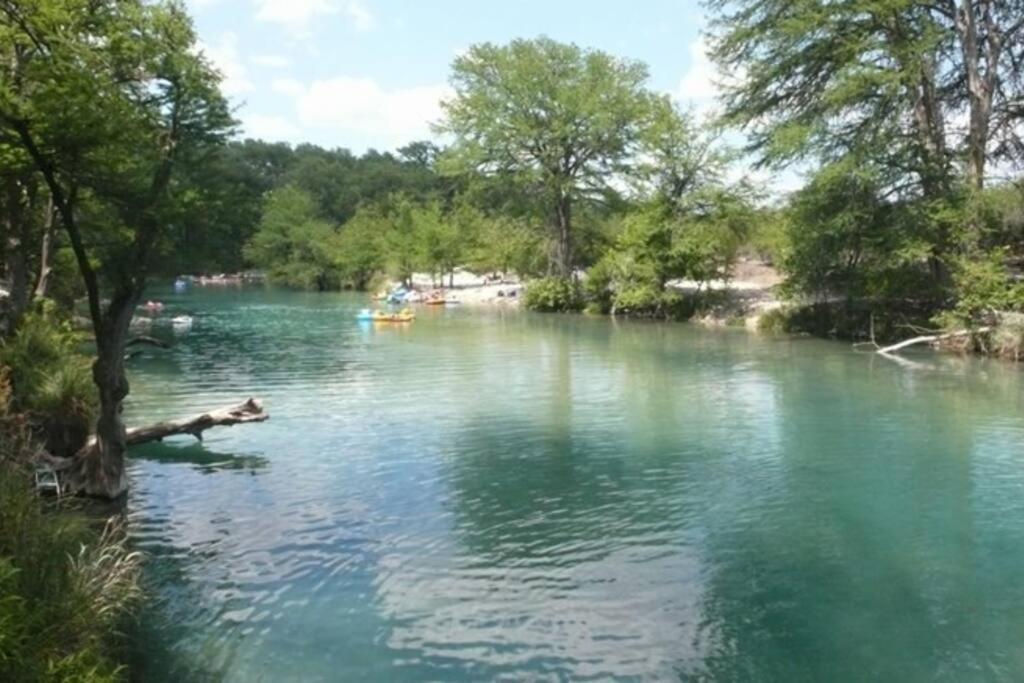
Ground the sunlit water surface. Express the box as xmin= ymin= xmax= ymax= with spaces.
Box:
xmin=125 ymin=286 xmax=1024 ymax=681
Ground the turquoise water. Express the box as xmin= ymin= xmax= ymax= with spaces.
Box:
xmin=126 ymin=286 xmax=1024 ymax=681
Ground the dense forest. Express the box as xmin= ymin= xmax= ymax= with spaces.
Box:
xmin=1 ymin=0 xmax=1024 ymax=677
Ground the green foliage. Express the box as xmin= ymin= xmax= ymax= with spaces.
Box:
xmin=412 ymin=201 xmax=463 ymax=286
xmin=243 ymin=186 xmax=340 ymax=290
xmin=936 ymin=250 xmax=1024 ymax=327
xmin=0 ymin=455 xmax=140 ymax=682
xmin=587 ymin=192 xmax=753 ymax=317
xmin=523 ymin=277 xmax=584 ymax=312
xmin=747 ymin=208 xmax=789 ymax=265
xmin=160 ymin=140 xmax=445 ymax=276
xmin=465 ymin=215 xmax=545 ymax=279
xmin=780 ymin=157 xmax=940 ymax=304
xmin=0 ymin=306 xmax=96 ymax=455
xmin=756 ymin=307 xmax=792 ymax=334
xmin=334 ymin=206 xmax=386 ymax=290
xmin=440 ymin=36 xmax=658 ymax=275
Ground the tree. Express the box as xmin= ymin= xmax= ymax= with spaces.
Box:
xmin=707 ymin=0 xmax=1024 ymax=195
xmin=467 ymin=215 xmax=543 ymax=280
xmin=412 ymin=201 xmax=462 ymax=288
xmin=244 ymin=186 xmax=339 ymax=290
xmin=0 ymin=0 xmax=233 ymax=497
xmin=439 ymin=37 xmax=656 ymax=277
xmin=781 ymin=156 xmax=938 ymax=304
xmin=334 ymin=205 xmax=386 ymax=290
xmin=636 ymin=99 xmax=730 ymax=209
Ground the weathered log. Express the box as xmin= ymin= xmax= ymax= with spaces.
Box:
xmin=876 ymin=327 xmax=989 ymax=355
xmin=123 ymin=398 xmax=268 ymax=445
xmin=66 ymin=398 xmax=268 ymax=459
xmin=36 ymin=398 xmax=268 ymax=498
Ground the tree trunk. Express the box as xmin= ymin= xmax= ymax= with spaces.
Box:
xmin=33 ymin=197 xmax=55 ymax=299
xmin=2 ymin=178 xmax=30 ymax=336
xmin=955 ymin=0 xmax=999 ymax=191
xmin=68 ymin=288 xmax=139 ymax=498
xmin=551 ymin=192 xmax=573 ymax=278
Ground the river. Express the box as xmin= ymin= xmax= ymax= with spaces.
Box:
xmin=125 ymin=286 xmax=1024 ymax=681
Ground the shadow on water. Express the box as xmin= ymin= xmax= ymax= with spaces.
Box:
xmin=130 ymin=441 xmax=270 ymax=474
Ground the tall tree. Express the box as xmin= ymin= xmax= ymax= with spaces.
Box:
xmin=438 ymin=37 xmax=655 ymax=277
xmin=0 ymin=0 xmax=233 ymax=497
xmin=707 ymin=0 xmax=1024 ymax=195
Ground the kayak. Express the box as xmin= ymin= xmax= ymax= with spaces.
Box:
xmin=357 ymin=308 xmax=415 ymax=323
xmin=373 ymin=313 xmax=415 ymax=323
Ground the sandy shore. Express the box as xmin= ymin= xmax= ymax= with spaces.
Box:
xmin=668 ymin=257 xmax=784 ymax=328
xmin=390 ymin=259 xmax=785 ymax=322
xmin=391 ymin=270 xmax=525 ymax=305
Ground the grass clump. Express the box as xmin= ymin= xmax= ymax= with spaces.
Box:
xmin=1 ymin=304 xmax=97 ymax=457
xmin=0 ymin=374 xmax=141 ymax=682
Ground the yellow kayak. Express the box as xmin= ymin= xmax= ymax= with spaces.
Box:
xmin=373 ymin=309 xmax=415 ymax=323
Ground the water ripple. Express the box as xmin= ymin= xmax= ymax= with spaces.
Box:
xmin=126 ymin=288 xmax=1024 ymax=682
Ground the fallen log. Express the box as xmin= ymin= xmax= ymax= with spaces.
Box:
xmin=124 ymin=398 xmax=268 ymax=445
xmin=35 ymin=399 xmax=269 ymax=497
xmin=876 ymin=327 xmax=989 ymax=355
xmin=127 ymin=335 xmax=171 ymax=349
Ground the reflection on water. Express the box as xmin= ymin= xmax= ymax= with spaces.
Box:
xmin=127 ymin=287 xmax=1024 ymax=681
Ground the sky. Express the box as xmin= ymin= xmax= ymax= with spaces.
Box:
xmin=186 ymin=0 xmax=718 ymax=154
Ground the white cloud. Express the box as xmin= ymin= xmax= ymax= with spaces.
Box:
xmin=290 ymin=77 xmax=450 ymax=150
xmin=242 ymin=114 xmax=302 ymax=142
xmin=252 ymin=54 xmax=292 ymax=68
xmin=253 ymin=0 xmax=375 ymax=34
xmin=200 ymin=32 xmax=253 ymax=97
xmin=675 ymin=37 xmax=719 ymax=114
xmin=344 ymin=1 xmax=374 ymax=31
xmin=271 ymin=78 xmax=306 ymax=97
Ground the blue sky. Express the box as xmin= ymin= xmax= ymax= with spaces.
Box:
xmin=186 ymin=0 xmax=717 ymax=153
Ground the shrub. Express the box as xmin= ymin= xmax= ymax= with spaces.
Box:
xmin=756 ymin=307 xmax=793 ymax=334
xmin=0 ymin=457 xmax=140 ymax=682
xmin=523 ymin=277 xmax=584 ymax=312
xmin=0 ymin=305 xmax=97 ymax=456
xmin=937 ymin=250 xmax=1023 ymax=328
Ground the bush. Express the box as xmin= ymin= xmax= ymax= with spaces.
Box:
xmin=756 ymin=307 xmax=793 ymax=334
xmin=0 ymin=457 xmax=140 ymax=682
xmin=937 ymin=250 xmax=1023 ymax=327
xmin=991 ymin=314 xmax=1024 ymax=360
xmin=0 ymin=305 xmax=97 ymax=456
xmin=523 ymin=277 xmax=583 ymax=312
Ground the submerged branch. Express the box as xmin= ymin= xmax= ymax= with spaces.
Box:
xmin=876 ymin=328 xmax=990 ymax=355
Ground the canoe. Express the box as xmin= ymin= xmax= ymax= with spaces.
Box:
xmin=373 ymin=313 xmax=415 ymax=323
xmin=424 ymin=298 xmax=447 ymax=306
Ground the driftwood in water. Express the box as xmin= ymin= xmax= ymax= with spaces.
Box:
xmin=876 ymin=328 xmax=989 ymax=355
xmin=67 ymin=398 xmax=268 ymax=457
xmin=37 ymin=398 xmax=268 ymax=497
xmin=123 ymin=398 xmax=268 ymax=445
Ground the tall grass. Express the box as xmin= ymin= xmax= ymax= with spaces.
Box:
xmin=1 ymin=303 xmax=97 ymax=456
xmin=0 ymin=371 xmax=141 ymax=681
